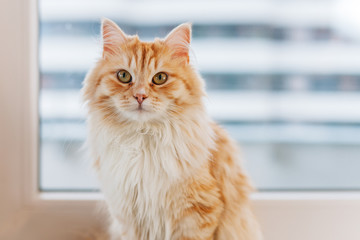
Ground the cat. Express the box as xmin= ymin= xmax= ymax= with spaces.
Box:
xmin=82 ymin=18 xmax=262 ymax=240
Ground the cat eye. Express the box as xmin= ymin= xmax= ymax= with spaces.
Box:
xmin=152 ymin=72 xmax=168 ymax=85
xmin=117 ymin=70 xmax=132 ymax=83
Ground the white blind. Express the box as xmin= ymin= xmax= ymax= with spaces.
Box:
xmin=39 ymin=0 xmax=360 ymax=191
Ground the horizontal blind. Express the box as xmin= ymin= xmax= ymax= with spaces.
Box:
xmin=39 ymin=0 xmax=360 ymax=191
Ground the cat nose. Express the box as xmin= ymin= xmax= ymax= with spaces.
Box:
xmin=134 ymin=93 xmax=148 ymax=104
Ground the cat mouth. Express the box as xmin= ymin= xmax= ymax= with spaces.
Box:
xmin=135 ymin=105 xmax=148 ymax=112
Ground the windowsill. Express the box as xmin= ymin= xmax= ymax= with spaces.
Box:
xmin=38 ymin=191 xmax=360 ymax=203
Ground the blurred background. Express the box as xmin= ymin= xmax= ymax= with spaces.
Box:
xmin=39 ymin=0 xmax=360 ymax=191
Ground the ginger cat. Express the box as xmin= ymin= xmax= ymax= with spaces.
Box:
xmin=82 ymin=18 xmax=262 ymax=240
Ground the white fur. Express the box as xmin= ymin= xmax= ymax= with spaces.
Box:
xmin=87 ymin=107 xmax=215 ymax=240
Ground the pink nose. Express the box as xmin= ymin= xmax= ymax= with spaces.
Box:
xmin=134 ymin=93 xmax=148 ymax=104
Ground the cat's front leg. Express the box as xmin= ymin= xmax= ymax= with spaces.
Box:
xmin=109 ymin=218 xmax=137 ymax=240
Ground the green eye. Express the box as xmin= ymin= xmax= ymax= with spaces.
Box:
xmin=117 ymin=70 xmax=132 ymax=83
xmin=152 ymin=72 xmax=168 ymax=85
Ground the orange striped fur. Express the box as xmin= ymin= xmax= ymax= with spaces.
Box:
xmin=82 ymin=18 xmax=262 ymax=240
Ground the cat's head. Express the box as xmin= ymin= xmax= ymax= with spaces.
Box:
xmin=83 ymin=18 xmax=205 ymax=123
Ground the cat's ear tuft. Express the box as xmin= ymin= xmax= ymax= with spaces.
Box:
xmin=164 ymin=23 xmax=192 ymax=62
xmin=101 ymin=18 xmax=128 ymax=58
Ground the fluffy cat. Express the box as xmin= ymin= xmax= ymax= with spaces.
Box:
xmin=82 ymin=18 xmax=262 ymax=240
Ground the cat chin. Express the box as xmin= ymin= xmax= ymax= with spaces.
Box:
xmin=121 ymin=109 xmax=160 ymax=123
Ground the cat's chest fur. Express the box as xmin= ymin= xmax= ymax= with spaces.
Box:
xmin=92 ymin=121 xmax=211 ymax=239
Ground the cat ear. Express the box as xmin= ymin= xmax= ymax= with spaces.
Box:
xmin=101 ymin=18 xmax=128 ymax=58
xmin=164 ymin=23 xmax=192 ymax=62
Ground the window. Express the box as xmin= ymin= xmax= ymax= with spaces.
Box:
xmin=3 ymin=0 xmax=360 ymax=239
xmin=39 ymin=0 xmax=360 ymax=191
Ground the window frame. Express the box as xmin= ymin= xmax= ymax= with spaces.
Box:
xmin=1 ymin=0 xmax=360 ymax=239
